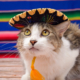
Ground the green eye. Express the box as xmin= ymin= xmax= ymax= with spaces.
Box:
xmin=24 ymin=29 xmax=31 ymax=36
xmin=41 ymin=29 xmax=50 ymax=36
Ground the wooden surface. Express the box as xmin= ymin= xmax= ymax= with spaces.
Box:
xmin=0 ymin=58 xmax=24 ymax=80
xmin=0 ymin=58 xmax=79 ymax=80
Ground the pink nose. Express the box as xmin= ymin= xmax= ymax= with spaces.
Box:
xmin=30 ymin=40 xmax=37 ymax=46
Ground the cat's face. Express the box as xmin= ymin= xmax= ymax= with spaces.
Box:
xmin=17 ymin=21 xmax=69 ymax=57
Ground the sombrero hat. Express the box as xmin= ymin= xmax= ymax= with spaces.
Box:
xmin=9 ymin=8 xmax=69 ymax=29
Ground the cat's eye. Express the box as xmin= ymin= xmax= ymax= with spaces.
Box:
xmin=41 ymin=29 xmax=50 ymax=36
xmin=24 ymin=29 xmax=31 ymax=36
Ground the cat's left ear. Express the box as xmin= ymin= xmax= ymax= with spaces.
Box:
xmin=54 ymin=21 xmax=70 ymax=37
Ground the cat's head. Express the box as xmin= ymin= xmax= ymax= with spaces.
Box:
xmin=17 ymin=21 xmax=69 ymax=57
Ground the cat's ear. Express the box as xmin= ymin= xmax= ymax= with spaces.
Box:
xmin=54 ymin=21 xmax=70 ymax=37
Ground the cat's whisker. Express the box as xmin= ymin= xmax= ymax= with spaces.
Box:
xmin=2 ymin=50 xmax=17 ymax=58
xmin=0 ymin=43 xmax=10 ymax=48
xmin=2 ymin=52 xmax=12 ymax=58
xmin=0 ymin=46 xmax=15 ymax=50
xmin=8 ymin=52 xmax=17 ymax=58
xmin=2 ymin=48 xmax=17 ymax=58
xmin=15 ymin=53 xmax=20 ymax=58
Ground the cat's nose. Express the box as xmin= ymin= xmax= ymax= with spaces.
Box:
xmin=30 ymin=40 xmax=37 ymax=46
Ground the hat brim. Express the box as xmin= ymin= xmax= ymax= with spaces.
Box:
xmin=9 ymin=8 xmax=68 ymax=29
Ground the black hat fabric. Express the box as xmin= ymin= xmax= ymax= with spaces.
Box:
xmin=9 ymin=8 xmax=69 ymax=29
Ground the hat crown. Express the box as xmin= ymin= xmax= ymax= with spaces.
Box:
xmin=9 ymin=8 xmax=68 ymax=29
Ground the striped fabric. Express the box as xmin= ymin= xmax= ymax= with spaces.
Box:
xmin=0 ymin=0 xmax=80 ymax=53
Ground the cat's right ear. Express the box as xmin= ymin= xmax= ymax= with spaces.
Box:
xmin=17 ymin=31 xmax=22 ymax=36
xmin=54 ymin=21 xmax=70 ymax=38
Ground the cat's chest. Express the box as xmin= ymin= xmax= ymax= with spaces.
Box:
xmin=34 ymin=57 xmax=63 ymax=80
xmin=27 ymin=49 xmax=78 ymax=80
xmin=26 ymin=56 xmax=62 ymax=80
xmin=21 ymin=37 xmax=79 ymax=80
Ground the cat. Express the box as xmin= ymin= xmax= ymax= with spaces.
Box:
xmin=64 ymin=23 xmax=80 ymax=80
xmin=16 ymin=21 xmax=80 ymax=80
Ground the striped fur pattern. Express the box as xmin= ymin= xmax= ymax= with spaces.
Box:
xmin=64 ymin=23 xmax=80 ymax=80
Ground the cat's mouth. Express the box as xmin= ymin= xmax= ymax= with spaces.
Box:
xmin=29 ymin=47 xmax=39 ymax=51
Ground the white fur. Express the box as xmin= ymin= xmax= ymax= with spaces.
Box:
xmin=19 ymin=24 xmax=79 ymax=80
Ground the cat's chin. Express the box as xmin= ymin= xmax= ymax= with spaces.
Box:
xmin=28 ymin=48 xmax=46 ymax=56
xmin=29 ymin=50 xmax=40 ymax=56
xmin=29 ymin=47 xmax=39 ymax=51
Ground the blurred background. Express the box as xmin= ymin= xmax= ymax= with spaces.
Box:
xmin=0 ymin=0 xmax=80 ymax=58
